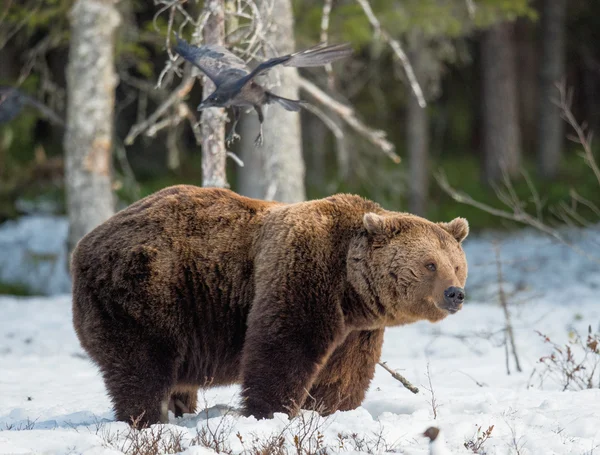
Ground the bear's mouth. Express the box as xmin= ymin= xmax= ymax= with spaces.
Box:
xmin=438 ymin=303 xmax=463 ymax=314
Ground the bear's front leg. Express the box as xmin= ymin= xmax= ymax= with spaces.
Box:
xmin=307 ymin=329 xmax=384 ymax=414
xmin=240 ymin=299 xmax=346 ymax=419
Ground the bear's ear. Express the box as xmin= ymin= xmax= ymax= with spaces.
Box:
xmin=439 ymin=217 xmax=469 ymax=243
xmin=363 ymin=212 xmax=386 ymax=236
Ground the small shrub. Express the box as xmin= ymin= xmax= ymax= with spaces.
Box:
xmin=535 ymin=326 xmax=600 ymax=391
xmin=464 ymin=424 xmax=494 ymax=455
xmin=101 ymin=424 xmax=185 ymax=455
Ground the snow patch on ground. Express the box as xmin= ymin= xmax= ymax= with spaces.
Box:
xmin=1 ymin=291 xmax=599 ymax=454
xmin=0 ymin=215 xmax=70 ymax=295
xmin=1 ymin=217 xmax=600 ymax=454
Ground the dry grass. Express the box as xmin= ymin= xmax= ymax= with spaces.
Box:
xmin=463 ymin=424 xmax=494 ymax=455
xmin=100 ymin=422 xmax=185 ymax=455
xmin=533 ymin=325 xmax=600 ymax=391
xmin=94 ymin=404 xmax=400 ymax=455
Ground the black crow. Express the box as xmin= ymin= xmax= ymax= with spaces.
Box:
xmin=173 ymin=35 xmax=352 ymax=146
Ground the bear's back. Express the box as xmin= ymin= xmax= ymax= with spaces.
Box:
xmin=71 ymin=186 xmax=279 ymax=331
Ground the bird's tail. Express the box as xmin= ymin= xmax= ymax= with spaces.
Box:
xmin=284 ymin=42 xmax=353 ymax=68
xmin=266 ymin=92 xmax=309 ymax=112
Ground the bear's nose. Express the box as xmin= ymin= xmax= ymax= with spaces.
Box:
xmin=444 ymin=286 xmax=465 ymax=306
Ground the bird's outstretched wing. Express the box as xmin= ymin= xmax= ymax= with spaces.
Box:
xmin=284 ymin=42 xmax=354 ymax=68
xmin=173 ymin=34 xmax=250 ymax=86
xmin=241 ymin=42 xmax=353 ymax=84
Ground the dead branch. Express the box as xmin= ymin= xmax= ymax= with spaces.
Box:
xmin=298 ymin=76 xmax=400 ymax=163
xmin=437 ymin=82 xmax=600 ymax=263
xmin=570 ymin=189 xmax=600 ymax=218
xmin=424 ymin=362 xmax=439 ymax=419
xmin=320 ymin=0 xmax=335 ymax=89
xmin=114 ymin=139 xmax=141 ymax=201
xmin=378 ymin=361 xmax=419 ymax=394
xmin=124 ymin=74 xmax=194 ymax=145
xmin=435 ymin=170 xmax=600 ymax=264
xmin=493 ymin=241 xmax=522 ymax=374
xmin=355 ymin=0 xmax=426 ymax=108
xmin=465 ymin=0 xmax=476 ymax=19
xmin=554 ymin=81 xmax=600 ymax=187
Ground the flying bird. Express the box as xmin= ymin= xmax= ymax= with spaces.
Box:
xmin=173 ymin=34 xmax=353 ymax=146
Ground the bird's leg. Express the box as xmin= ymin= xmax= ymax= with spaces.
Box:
xmin=253 ymin=105 xmax=264 ymax=147
xmin=226 ymin=107 xmax=241 ymax=146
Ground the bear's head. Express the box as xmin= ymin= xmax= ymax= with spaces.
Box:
xmin=347 ymin=212 xmax=469 ymax=326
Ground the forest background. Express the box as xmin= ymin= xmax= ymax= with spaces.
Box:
xmin=1 ymin=0 xmax=598 ymax=281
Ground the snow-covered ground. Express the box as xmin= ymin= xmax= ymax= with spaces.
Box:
xmin=0 ymin=216 xmax=70 ymax=295
xmin=1 ymin=220 xmax=599 ymax=454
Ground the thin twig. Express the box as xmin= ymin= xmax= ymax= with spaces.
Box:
xmin=320 ymin=0 xmax=335 ymax=89
xmin=435 ymin=170 xmax=600 ymax=264
xmin=465 ymin=0 xmax=476 ymax=19
xmin=355 ymin=0 xmax=426 ymax=108
xmin=493 ymin=241 xmax=522 ymax=374
xmin=424 ymin=362 xmax=438 ymax=419
xmin=124 ymin=75 xmax=194 ymax=145
xmin=377 ymin=361 xmax=419 ymax=394
xmin=554 ymin=82 xmax=600 ymax=187
xmin=298 ymin=77 xmax=399 ymax=163
xmin=570 ymin=189 xmax=600 ymax=218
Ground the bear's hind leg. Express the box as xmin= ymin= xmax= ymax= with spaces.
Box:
xmin=99 ymin=335 xmax=179 ymax=427
xmin=105 ymin=365 xmax=176 ymax=426
xmin=307 ymin=329 xmax=384 ymax=415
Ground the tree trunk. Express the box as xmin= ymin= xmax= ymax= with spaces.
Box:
xmin=64 ymin=0 xmax=119 ymax=258
xmin=238 ymin=0 xmax=306 ymax=202
xmin=481 ymin=22 xmax=522 ymax=183
xmin=199 ymin=0 xmax=227 ymax=188
xmin=537 ymin=0 xmax=567 ymax=179
xmin=237 ymin=112 xmax=263 ymax=199
xmin=515 ymin=18 xmax=538 ymax=157
xmin=406 ymin=46 xmax=429 ymax=216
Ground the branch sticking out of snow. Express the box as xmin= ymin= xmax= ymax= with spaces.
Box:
xmin=378 ymin=361 xmax=419 ymax=394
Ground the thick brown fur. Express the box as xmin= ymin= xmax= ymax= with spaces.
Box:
xmin=71 ymin=185 xmax=469 ymax=426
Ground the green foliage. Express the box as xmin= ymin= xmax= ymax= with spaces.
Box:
xmin=0 ymin=280 xmax=35 ymax=297
xmin=3 ymin=0 xmax=72 ymax=40
xmin=428 ymin=151 xmax=600 ymax=231
xmin=293 ymin=0 xmax=537 ymax=47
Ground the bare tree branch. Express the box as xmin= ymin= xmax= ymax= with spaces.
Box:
xmin=355 ymin=0 xmax=426 ymax=108
xmin=378 ymin=361 xmax=419 ymax=394
xmin=554 ymin=81 xmax=600 ymax=187
xmin=493 ymin=241 xmax=522 ymax=375
xmin=320 ymin=0 xmax=335 ymax=89
xmin=435 ymin=170 xmax=599 ymax=263
xmin=298 ymin=76 xmax=400 ymax=163
xmin=465 ymin=0 xmax=476 ymax=19
xmin=124 ymin=74 xmax=194 ymax=145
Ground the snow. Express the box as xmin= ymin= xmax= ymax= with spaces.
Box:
xmin=0 ymin=215 xmax=70 ymax=296
xmin=1 ymin=220 xmax=600 ymax=454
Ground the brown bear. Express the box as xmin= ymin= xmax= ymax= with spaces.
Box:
xmin=71 ymin=185 xmax=469 ymax=426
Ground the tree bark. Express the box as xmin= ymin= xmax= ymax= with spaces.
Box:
xmin=199 ymin=0 xmax=227 ymax=188
xmin=537 ymin=0 xmax=567 ymax=179
xmin=406 ymin=45 xmax=429 ymax=216
xmin=238 ymin=0 xmax=306 ymax=202
xmin=481 ymin=21 xmax=522 ymax=184
xmin=64 ymin=0 xmax=119 ymax=258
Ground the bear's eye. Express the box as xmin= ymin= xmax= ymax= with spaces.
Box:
xmin=425 ymin=263 xmax=436 ymax=272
